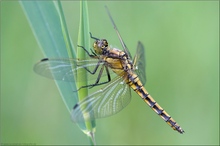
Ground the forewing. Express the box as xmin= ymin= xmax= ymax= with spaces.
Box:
xmin=33 ymin=58 xmax=108 ymax=82
xmin=105 ymin=6 xmax=132 ymax=60
xmin=133 ymin=41 xmax=147 ymax=85
xmin=71 ymin=75 xmax=131 ymax=122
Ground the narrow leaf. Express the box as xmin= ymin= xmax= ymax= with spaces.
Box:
xmin=77 ymin=1 xmax=96 ymax=145
xmin=20 ymin=0 xmax=88 ymax=132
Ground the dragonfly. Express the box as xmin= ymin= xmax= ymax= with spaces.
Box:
xmin=34 ymin=6 xmax=184 ymax=134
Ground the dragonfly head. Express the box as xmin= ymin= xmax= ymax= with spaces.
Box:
xmin=93 ymin=39 xmax=108 ymax=55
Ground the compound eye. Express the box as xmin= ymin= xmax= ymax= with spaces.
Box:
xmin=101 ymin=44 xmax=106 ymax=49
xmin=102 ymin=39 xmax=108 ymax=47
xmin=93 ymin=41 xmax=98 ymax=48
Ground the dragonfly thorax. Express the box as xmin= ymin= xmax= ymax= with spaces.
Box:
xmin=93 ymin=39 xmax=109 ymax=55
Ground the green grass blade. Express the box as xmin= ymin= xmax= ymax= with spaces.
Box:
xmin=55 ymin=1 xmax=76 ymax=59
xmin=77 ymin=1 xmax=96 ymax=145
xmin=20 ymin=0 xmax=88 ymax=133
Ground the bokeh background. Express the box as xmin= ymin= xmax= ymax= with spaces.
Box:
xmin=1 ymin=1 xmax=219 ymax=145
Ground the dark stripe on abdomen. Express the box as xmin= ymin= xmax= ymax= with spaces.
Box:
xmin=133 ymin=85 xmax=184 ymax=134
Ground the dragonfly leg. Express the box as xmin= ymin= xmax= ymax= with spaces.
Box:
xmin=89 ymin=32 xmax=99 ymax=40
xmin=77 ymin=45 xmax=108 ymax=76
xmin=82 ymin=60 xmax=102 ymax=75
xmin=77 ymin=65 xmax=111 ymax=91
xmin=89 ymin=65 xmax=111 ymax=89
xmin=77 ymin=45 xmax=97 ymax=58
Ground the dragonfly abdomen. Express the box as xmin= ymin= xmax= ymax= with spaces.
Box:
xmin=127 ymin=72 xmax=184 ymax=134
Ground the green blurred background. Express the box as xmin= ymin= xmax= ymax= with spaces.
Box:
xmin=1 ymin=1 xmax=219 ymax=145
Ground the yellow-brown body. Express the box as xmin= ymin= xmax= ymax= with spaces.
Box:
xmin=99 ymin=46 xmax=184 ymax=134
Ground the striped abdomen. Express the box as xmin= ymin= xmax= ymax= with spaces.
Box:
xmin=126 ymin=72 xmax=184 ymax=134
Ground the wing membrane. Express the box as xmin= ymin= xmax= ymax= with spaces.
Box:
xmin=71 ymin=75 xmax=131 ymax=122
xmin=105 ymin=6 xmax=132 ymax=60
xmin=133 ymin=41 xmax=147 ymax=85
xmin=33 ymin=58 xmax=114 ymax=82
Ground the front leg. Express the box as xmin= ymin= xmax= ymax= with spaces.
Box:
xmin=77 ymin=45 xmax=97 ymax=58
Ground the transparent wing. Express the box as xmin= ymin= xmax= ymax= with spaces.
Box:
xmin=105 ymin=6 xmax=132 ymax=60
xmin=33 ymin=58 xmax=113 ymax=82
xmin=133 ymin=41 xmax=147 ymax=85
xmin=71 ymin=74 xmax=131 ymax=122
